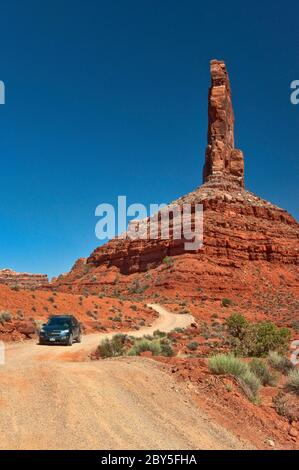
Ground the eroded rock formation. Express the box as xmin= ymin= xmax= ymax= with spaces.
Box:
xmin=0 ymin=269 xmax=49 ymax=289
xmin=52 ymin=59 xmax=298 ymax=298
xmin=203 ymin=60 xmax=244 ymax=187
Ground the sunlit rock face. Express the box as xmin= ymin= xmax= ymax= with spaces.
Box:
xmin=203 ymin=59 xmax=244 ymax=188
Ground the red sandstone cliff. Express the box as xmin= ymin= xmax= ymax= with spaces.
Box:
xmin=52 ymin=60 xmax=299 ymax=309
xmin=0 ymin=269 xmax=49 ymax=289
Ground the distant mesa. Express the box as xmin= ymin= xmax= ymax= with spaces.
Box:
xmin=0 ymin=269 xmax=49 ymax=289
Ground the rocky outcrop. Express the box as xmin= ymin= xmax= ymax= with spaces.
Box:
xmin=52 ymin=59 xmax=298 ymax=296
xmin=0 ymin=269 xmax=49 ymax=289
xmin=81 ymin=187 xmax=298 ymax=275
xmin=203 ymin=60 xmax=244 ymax=187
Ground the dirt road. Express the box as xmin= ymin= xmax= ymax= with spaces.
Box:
xmin=0 ymin=304 xmax=253 ymax=450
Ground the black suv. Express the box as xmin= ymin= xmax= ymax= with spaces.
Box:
xmin=39 ymin=315 xmax=82 ymax=346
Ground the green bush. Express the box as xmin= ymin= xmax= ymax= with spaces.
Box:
xmin=97 ymin=334 xmax=126 ymax=358
xmin=162 ymin=256 xmax=174 ymax=267
xmin=249 ymin=358 xmax=278 ymax=386
xmin=187 ymin=341 xmax=199 ymax=351
xmin=160 ymin=341 xmax=174 ymax=357
xmin=221 ymin=298 xmax=233 ymax=308
xmin=238 ymin=370 xmax=261 ymax=403
xmin=286 ymin=369 xmax=299 ymax=395
xmin=173 ymin=327 xmax=184 ymax=333
xmin=235 ymin=322 xmax=291 ymax=357
xmin=226 ymin=313 xmax=248 ymax=339
xmin=128 ymin=339 xmax=162 ymax=356
xmin=153 ymin=330 xmax=166 ymax=338
xmin=208 ymin=354 xmax=261 ymax=402
xmin=127 ymin=336 xmax=174 ymax=357
xmin=268 ymin=351 xmax=294 ymax=375
xmin=0 ymin=311 xmax=12 ymax=324
xmin=112 ymin=316 xmax=122 ymax=322
xmin=208 ymin=354 xmax=248 ymax=377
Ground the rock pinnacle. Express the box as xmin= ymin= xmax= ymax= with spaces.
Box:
xmin=203 ymin=59 xmax=244 ymax=187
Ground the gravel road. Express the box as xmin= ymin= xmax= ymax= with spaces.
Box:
xmin=0 ymin=304 xmax=253 ymax=450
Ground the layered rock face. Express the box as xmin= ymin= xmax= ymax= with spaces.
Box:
xmin=0 ymin=269 xmax=49 ymax=289
xmin=203 ymin=60 xmax=244 ymax=187
xmin=53 ymin=59 xmax=298 ymax=294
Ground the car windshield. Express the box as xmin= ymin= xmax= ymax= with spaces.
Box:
xmin=47 ymin=318 xmax=71 ymax=328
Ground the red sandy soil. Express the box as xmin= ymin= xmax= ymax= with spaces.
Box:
xmin=51 ymin=256 xmax=299 ymax=326
xmin=155 ymin=356 xmax=299 ymax=450
xmin=0 ymin=284 xmax=157 ymax=341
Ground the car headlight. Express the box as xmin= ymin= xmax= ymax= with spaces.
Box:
xmin=60 ymin=330 xmax=70 ymax=335
xmin=40 ymin=329 xmax=45 ymax=334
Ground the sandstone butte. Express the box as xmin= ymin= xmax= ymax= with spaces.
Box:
xmin=0 ymin=269 xmax=49 ymax=289
xmin=0 ymin=60 xmax=298 ymax=451
xmin=1 ymin=60 xmax=298 ymax=312
xmin=50 ymin=59 xmax=298 ymax=309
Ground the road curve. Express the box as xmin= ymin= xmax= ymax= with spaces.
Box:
xmin=0 ymin=305 xmax=253 ymax=450
xmin=4 ymin=303 xmax=194 ymax=365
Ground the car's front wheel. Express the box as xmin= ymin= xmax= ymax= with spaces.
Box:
xmin=67 ymin=334 xmax=73 ymax=346
xmin=77 ymin=332 xmax=82 ymax=343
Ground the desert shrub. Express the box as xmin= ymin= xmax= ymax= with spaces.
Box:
xmin=208 ymin=354 xmax=261 ymax=402
xmin=187 ymin=341 xmax=199 ymax=351
xmin=235 ymin=322 xmax=290 ymax=357
xmin=292 ymin=320 xmax=299 ymax=332
xmin=221 ymin=298 xmax=233 ymax=308
xmin=173 ymin=327 xmax=184 ymax=333
xmin=268 ymin=351 xmax=294 ymax=375
xmin=162 ymin=256 xmax=174 ymax=267
xmin=128 ymin=280 xmax=148 ymax=294
xmin=160 ymin=341 xmax=174 ymax=357
xmin=208 ymin=354 xmax=248 ymax=377
xmin=286 ymin=369 xmax=299 ymax=395
xmin=0 ymin=311 xmax=12 ymax=324
xmin=127 ymin=336 xmax=174 ymax=357
xmin=130 ymin=304 xmax=137 ymax=311
xmin=127 ymin=339 xmax=161 ymax=356
xmin=112 ymin=316 xmax=122 ymax=322
xmin=153 ymin=330 xmax=166 ymax=338
xmin=249 ymin=358 xmax=278 ymax=386
xmin=47 ymin=296 xmax=55 ymax=303
xmin=237 ymin=370 xmax=261 ymax=403
xmin=97 ymin=334 xmax=127 ymax=358
xmin=226 ymin=313 xmax=248 ymax=339
xmin=273 ymin=391 xmax=299 ymax=421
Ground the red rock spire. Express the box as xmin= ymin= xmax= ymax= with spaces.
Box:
xmin=203 ymin=59 xmax=244 ymax=187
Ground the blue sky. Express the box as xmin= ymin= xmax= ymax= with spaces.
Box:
xmin=0 ymin=0 xmax=298 ymax=279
